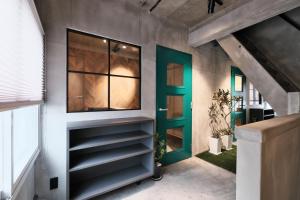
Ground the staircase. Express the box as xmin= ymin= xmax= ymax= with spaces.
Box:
xmin=218 ymin=7 xmax=300 ymax=116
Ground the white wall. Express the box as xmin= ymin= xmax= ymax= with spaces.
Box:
xmin=14 ymin=166 xmax=35 ymax=200
xmin=35 ymin=0 xmax=231 ymax=199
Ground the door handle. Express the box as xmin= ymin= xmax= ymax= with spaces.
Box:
xmin=159 ymin=108 xmax=168 ymax=111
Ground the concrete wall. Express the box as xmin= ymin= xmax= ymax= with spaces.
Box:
xmin=236 ymin=113 xmax=300 ymax=200
xmin=237 ymin=8 xmax=300 ymax=90
xmin=14 ymin=166 xmax=35 ymax=200
xmin=35 ymin=0 xmax=231 ymax=199
xmin=218 ymin=34 xmax=289 ymax=116
xmin=189 ymin=0 xmax=300 ymax=46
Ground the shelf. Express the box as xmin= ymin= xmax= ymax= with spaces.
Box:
xmin=69 ymin=131 xmax=151 ymax=151
xmin=70 ymin=165 xmax=151 ymax=200
xmin=68 ymin=117 xmax=153 ymax=130
xmin=69 ymin=144 xmax=152 ymax=172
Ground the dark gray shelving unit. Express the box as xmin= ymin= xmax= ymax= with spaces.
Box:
xmin=249 ymin=108 xmax=275 ymax=123
xmin=67 ymin=117 xmax=154 ymax=200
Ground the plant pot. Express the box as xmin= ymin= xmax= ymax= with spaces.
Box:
xmin=221 ymin=135 xmax=233 ymax=150
xmin=209 ymin=137 xmax=222 ymax=155
xmin=152 ymin=162 xmax=163 ymax=181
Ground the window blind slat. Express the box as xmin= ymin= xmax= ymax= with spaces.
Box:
xmin=0 ymin=0 xmax=44 ymax=110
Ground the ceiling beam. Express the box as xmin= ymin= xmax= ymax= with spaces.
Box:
xmin=189 ymin=0 xmax=300 ymax=47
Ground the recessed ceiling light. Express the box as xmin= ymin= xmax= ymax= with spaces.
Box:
xmin=103 ymin=39 xmax=107 ymax=43
xmin=122 ymin=45 xmax=127 ymax=49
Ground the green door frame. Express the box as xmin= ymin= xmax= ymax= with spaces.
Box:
xmin=230 ymin=66 xmax=246 ymax=135
xmin=156 ymin=45 xmax=192 ymax=165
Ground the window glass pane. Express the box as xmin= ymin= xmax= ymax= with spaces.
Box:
xmin=166 ymin=127 xmax=183 ymax=152
xmin=234 ymin=96 xmax=243 ymax=111
xmin=167 ymin=63 xmax=183 ymax=86
xmin=255 ymin=90 xmax=259 ymax=100
xmin=249 ymin=82 xmax=253 ymax=90
xmin=110 ymin=41 xmax=140 ymax=77
xmin=13 ymin=105 xmax=39 ymax=182
xmin=110 ymin=77 xmax=140 ymax=109
xmin=68 ymin=73 xmax=108 ymax=112
xmin=235 ymin=75 xmax=243 ymax=92
xmin=249 ymin=90 xmax=254 ymax=101
xmin=68 ymin=31 xmax=108 ymax=74
xmin=167 ymin=96 xmax=183 ymax=119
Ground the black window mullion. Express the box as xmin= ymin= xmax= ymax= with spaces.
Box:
xmin=109 ymin=74 xmax=140 ymax=79
xmin=68 ymin=70 xmax=108 ymax=76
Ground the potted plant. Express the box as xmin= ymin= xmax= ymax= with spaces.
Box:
xmin=220 ymin=128 xmax=233 ymax=150
xmin=208 ymin=102 xmax=222 ymax=155
xmin=152 ymin=132 xmax=166 ymax=181
xmin=209 ymin=89 xmax=241 ymax=151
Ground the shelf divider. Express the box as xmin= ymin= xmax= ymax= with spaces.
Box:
xmin=69 ymin=144 xmax=152 ymax=172
xmin=69 ymin=130 xmax=151 ymax=151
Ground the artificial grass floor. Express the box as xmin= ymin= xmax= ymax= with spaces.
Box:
xmin=196 ymin=145 xmax=237 ymax=173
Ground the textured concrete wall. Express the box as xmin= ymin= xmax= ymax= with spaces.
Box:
xmin=236 ymin=114 xmax=300 ymax=200
xmin=34 ymin=0 xmax=231 ymax=199
xmin=189 ymin=0 xmax=300 ymax=47
xmin=288 ymin=92 xmax=300 ymax=114
xmin=236 ymin=8 xmax=300 ymax=90
xmin=14 ymin=166 xmax=35 ymax=200
xmin=218 ymin=34 xmax=288 ymax=116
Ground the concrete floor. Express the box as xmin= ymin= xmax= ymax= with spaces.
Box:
xmin=95 ymin=157 xmax=236 ymax=200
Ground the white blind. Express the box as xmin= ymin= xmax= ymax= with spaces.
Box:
xmin=0 ymin=0 xmax=44 ymax=109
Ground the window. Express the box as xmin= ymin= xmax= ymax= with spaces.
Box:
xmin=235 ymin=75 xmax=243 ymax=92
xmin=12 ymin=106 xmax=39 ymax=183
xmin=0 ymin=106 xmax=40 ymax=197
xmin=0 ymin=0 xmax=43 ymax=198
xmin=67 ymin=30 xmax=141 ymax=112
xmin=249 ymin=82 xmax=262 ymax=105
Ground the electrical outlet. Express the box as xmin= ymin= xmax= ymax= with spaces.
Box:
xmin=50 ymin=177 xmax=58 ymax=190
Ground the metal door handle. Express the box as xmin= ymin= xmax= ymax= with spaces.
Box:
xmin=159 ymin=108 xmax=168 ymax=111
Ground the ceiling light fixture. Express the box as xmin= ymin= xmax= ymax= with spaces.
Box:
xmin=208 ymin=0 xmax=223 ymax=14
xmin=122 ymin=45 xmax=127 ymax=49
xmin=149 ymin=0 xmax=162 ymax=13
xmin=103 ymin=39 xmax=107 ymax=43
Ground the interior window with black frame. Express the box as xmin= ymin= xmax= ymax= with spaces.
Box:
xmin=67 ymin=30 xmax=141 ymax=112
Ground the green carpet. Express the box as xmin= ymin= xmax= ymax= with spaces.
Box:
xmin=196 ymin=145 xmax=237 ymax=173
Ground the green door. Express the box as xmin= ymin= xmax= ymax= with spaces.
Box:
xmin=231 ymin=66 xmax=246 ymax=135
xmin=156 ymin=45 xmax=192 ymax=165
